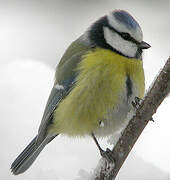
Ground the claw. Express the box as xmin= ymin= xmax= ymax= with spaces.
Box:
xmin=91 ymin=133 xmax=115 ymax=163
xmin=132 ymin=97 xmax=143 ymax=109
xmin=100 ymin=148 xmax=115 ymax=163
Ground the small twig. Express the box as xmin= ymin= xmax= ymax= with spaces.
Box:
xmin=95 ymin=57 xmax=170 ymax=179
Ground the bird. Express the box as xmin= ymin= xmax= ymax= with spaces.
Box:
xmin=11 ymin=9 xmax=150 ymax=175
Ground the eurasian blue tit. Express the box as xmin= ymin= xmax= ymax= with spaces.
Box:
xmin=11 ymin=10 xmax=150 ymax=175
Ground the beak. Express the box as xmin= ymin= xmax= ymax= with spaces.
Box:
xmin=139 ymin=41 xmax=151 ymax=49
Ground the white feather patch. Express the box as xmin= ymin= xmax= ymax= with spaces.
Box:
xmin=55 ymin=84 xmax=64 ymax=90
xmin=100 ymin=121 xmax=105 ymax=127
xmin=103 ymin=27 xmax=138 ymax=57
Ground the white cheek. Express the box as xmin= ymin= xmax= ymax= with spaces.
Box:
xmin=103 ymin=27 xmax=138 ymax=57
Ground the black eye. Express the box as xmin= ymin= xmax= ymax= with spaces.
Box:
xmin=121 ymin=32 xmax=131 ymax=40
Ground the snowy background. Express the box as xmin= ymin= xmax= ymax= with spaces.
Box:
xmin=0 ymin=0 xmax=170 ymax=179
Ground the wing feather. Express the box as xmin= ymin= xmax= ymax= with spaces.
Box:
xmin=36 ymin=37 xmax=90 ymax=145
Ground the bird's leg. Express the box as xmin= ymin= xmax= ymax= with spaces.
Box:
xmin=91 ymin=132 xmax=114 ymax=163
xmin=91 ymin=132 xmax=103 ymax=153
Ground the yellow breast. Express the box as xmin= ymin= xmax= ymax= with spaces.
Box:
xmin=50 ymin=48 xmax=145 ymax=136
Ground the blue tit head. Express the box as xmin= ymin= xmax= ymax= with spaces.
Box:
xmin=87 ymin=10 xmax=150 ymax=59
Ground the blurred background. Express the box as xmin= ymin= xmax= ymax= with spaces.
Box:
xmin=0 ymin=0 xmax=170 ymax=179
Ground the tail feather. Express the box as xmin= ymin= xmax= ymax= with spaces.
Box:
xmin=11 ymin=136 xmax=37 ymax=172
xmin=11 ymin=136 xmax=52 ymax=175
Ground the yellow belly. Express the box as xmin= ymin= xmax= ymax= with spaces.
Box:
xmin=50 ymin=48 xmax=145 ymax=136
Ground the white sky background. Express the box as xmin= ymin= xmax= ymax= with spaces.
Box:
xmin=0 ymin=0 xmax=170 ymax=179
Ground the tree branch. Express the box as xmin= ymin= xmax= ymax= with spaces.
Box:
xmin=95 ymin=57 xmax=170 ymax=180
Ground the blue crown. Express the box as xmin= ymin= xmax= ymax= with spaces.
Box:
xmin=113 ymin=10 xmax=139 ymax=30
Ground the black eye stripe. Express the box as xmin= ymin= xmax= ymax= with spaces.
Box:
xmin=121 ymin=32 xmax=139 ymax=44
xmin=121 ymin=32 xmax=131 ymax=40
xmin=107 ymin=25 xmax=139 ymax=45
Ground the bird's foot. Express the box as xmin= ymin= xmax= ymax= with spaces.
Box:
xmin=100 ymin=148 xmax=115 ymax=163
xmin=132 ymin=97 xmax=143 ymax=109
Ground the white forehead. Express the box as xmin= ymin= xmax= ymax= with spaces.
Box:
xmin=107 ymin=11 xmax=143 ymax=42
